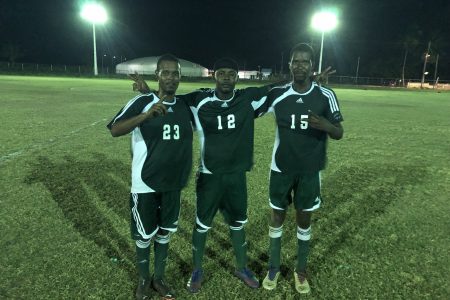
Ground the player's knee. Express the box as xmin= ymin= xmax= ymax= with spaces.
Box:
xmin=155 ymin=233 xmax=171 ymax=244
xmin=268 ymin=225 xmax=283 ymax=238
xmin=297 ymin=226 xmax=311 ymax=241
xmin=135 ymin=238 xmax=151 ymax=249
xmin=271 ymin=210 xmax=285 ymax=227
xmin=157 ymin=228 xmax=169 ymax=236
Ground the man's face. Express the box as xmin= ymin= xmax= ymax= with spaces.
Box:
xmin=156 ymin=60 xmax=180 ymax=95
xmin=289 ymin=51 xmax=313 ymax=83
xmin=214 ymin=68 xmax=238 ymax=94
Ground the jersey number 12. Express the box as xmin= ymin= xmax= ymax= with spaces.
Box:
xmin=217 ymin=114 xmax=235 ymax=130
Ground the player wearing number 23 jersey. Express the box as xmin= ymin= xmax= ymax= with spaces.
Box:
xmin=108 ymin=93 xmax=193 ymax=192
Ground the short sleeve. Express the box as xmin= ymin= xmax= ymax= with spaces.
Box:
xmin=321 ymin=88 xmax=344 ymax=123
xmin=106 ymin=95 xmax=153 ymax=129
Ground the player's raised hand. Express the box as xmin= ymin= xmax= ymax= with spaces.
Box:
xmin=128 ymin=71 xmax=153 ymax=94
xmin=146 ymin=94 xmax=169 ymax=118
xmin=312 ymin=66 xmax=336 ymax=86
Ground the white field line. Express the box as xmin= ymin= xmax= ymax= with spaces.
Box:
xmin=0 ymin=118 xmax=108 ymax=165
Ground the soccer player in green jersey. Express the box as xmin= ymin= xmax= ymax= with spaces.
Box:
xmin=259 ymin=43 xmax=344 ymax=294
xmin=183 ymin=58 xmax=277 ymax=292
xmin=108 ymin=54 xmax=193 ymax=300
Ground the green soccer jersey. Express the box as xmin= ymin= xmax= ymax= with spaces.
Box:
xmin=258 ymin=82 xmax=344 ymax=174
xmin=179 ymin=87 xmax=269 ymax=174
xmin=107 ymin=93 xmax=193 ymax=193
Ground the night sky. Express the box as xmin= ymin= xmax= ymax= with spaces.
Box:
xmin=1 ymin=0 xmax=449 ymax=79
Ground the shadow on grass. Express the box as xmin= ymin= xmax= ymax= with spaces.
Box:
xmin=24 ymin=153 xmax=191 ymax=282
xmin=246 ymin=163 xmax=430 ymax=279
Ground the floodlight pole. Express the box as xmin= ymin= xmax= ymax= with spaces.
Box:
xmin=421 ymin=41 xmax=431 ymax=89
xmin=92 ymin=23 xmax=98 ymax=76
xmin=318 ymin=31 xmax=325 ymax=73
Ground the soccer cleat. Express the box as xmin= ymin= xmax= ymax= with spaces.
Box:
xmin=186 ymin=269 xmax=203 ymax=293
xmin=294 ymin=270 xmax=310 ymax=294
xmin=135 ymin=277 xmax=152 ymax=300
xmin=262 ymin=267 xmax=280 ymax=290
xmin=151 ymin=277 xmax=176 ymax=300
xmin=234 ymin=268 xmax=260 ymax=288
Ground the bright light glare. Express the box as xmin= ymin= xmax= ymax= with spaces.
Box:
xmin=81 ymin=3 xmax=107 ymax=24
xmin=312 ymin=11 xmax=337 ymax=32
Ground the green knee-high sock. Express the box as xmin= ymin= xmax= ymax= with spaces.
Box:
xmin=154 ymin=234 xmax=170 ymax=280
xmin=135 ymin=240 xmax=151 ymax=280
xmin=192 ymin=226 xmax=208 ymax=269
xmin=230 ymin=227 xmax=247 ymax=270
xmin=296 ymin=226 xmax=311 ymax=272
xmin=268 ymin=226 xmax=283 ymax=270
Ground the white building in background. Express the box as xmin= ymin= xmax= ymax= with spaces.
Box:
xmin=115 ymin=56 xmax=209 ymax=77
xmin=238 ymin=70 xmax=258 ymax=79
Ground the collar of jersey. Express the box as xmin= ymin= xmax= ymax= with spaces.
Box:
xmin=152 ymin=93 xmax=177 ymax=106
xmin=212 ymin=90 xmax=235 ymax=102
xmin=288 ymin=82 xmax=315 ymax=96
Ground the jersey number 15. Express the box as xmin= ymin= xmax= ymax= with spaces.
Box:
xmin=290 ymin=114 xmax=308 ymax=130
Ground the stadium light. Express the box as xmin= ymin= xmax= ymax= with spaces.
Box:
xmin=81 ymin=3 xmax=107 ymax=76
xmin=311 ymin=11 xmax=337 ymax=73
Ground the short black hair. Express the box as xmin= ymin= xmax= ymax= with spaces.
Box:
xmin=213 ymin=57 xmax=239 ymax=72
xmin=156 ymin=54 xmax=180 ymax=71
xmin=289 ymin=43 xmax=315 ymax=65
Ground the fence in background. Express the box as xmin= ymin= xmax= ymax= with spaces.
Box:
xmin=1 ymin=61 xmax=449 ymax=88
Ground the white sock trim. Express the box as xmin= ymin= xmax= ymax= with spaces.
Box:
xmin=269 ymin=225 xmax=283 ymax=238
xmin=297 ymin=226 xmax=311 ymax=241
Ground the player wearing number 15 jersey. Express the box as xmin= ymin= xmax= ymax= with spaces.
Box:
xmin=260 ymin=43 xmax=344 ymax=294
xmin=108 ymin=54 xmax=192 ymax=300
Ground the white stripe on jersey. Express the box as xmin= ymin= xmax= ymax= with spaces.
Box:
xmin=190 ymin=101 xmax=213 ymax=174
xmin=131 ymin=126 xmax=155 ymax=193
xmin=251 ymin=95 xmax=267 ymax=111
xmin=318 ymin=85 xmax=339 ymax=113
xmin=270 ymin=127 xmax=282 ymax=172
xmin=271 ymin=83 xmax=315 ymax=109
xmin=112 ymin=93 xmax=155 ymax=124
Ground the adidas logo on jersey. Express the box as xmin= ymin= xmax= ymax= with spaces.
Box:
xmin=296 ymin=98 xmax=304 ymax=103
xmin=167 ymin=107 xmax=174 ymax=112
xmin=221 ymin=102 xmax=228 ymax=107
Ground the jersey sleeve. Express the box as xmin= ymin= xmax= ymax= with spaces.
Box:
xmin=252 ymin=86 xmax=284 ymax=118
xmin=178 ymin=90 xmax=205 ymax=107
xmin=321 ymin=87 xmax=344 ymax=123
xmin=106 ymin=95 xmax=152 ymax=129
xmin=239 ymin=86 xmax=272 ymax=118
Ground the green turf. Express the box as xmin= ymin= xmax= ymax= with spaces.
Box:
xmin=1 ymin=75 xmax=449 ymax=299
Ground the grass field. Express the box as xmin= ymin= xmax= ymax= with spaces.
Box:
xmin=1 ymin=75 xmax=449 ymax=299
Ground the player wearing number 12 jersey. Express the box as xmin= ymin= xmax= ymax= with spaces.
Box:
xmin=181 ymin=58 xmax=281 ymax=292
xmin=108 ymin=54 xmax=192 ymax=300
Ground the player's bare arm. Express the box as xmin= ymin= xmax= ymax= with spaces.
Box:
xmin=110 ymin=101 xmax=167 ymax=137
xmin=306 ymin=110 xmax=343 ymax=140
